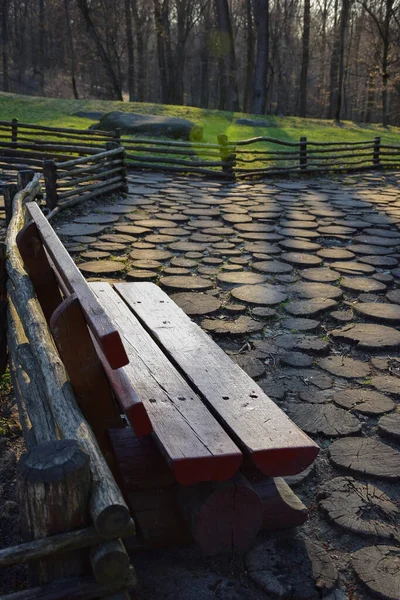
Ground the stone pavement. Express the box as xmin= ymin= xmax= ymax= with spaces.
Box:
xmin=22 ymin=172 xmax=400 ymax=598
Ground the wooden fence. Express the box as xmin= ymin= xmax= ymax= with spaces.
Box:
xmin=43 ymin=145 xmax=128 ymax=216
xmin=231 ymin=135 xmax=400 ymax=177
xmin=0 ymin=120 xmax=128 ymax=212
xmin=1 ymin=119 xmax=400 ymax=181
xmin=0 ymin=172 xmax=135 ymax=600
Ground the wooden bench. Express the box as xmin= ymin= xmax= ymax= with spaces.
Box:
xmin=18 ymin=199 xmax=319 ymax=555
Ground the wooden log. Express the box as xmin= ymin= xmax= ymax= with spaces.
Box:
xmin=179 ymin=472 xmax=263 ymax=555
xmin=7 ymin=299 xmax=59 ymax=446
xmin=11 ymin=118 xmax=18 ymax=143
xmin=3 ymin=183 xmax=18 ymax=226
xmin=55 ymin=147 xmax=124 ymax=170
xmin=0 ymin=521 xmax=135 ymax=567
xmin=373 ymin=136 xmax=381 ymax=166
xmin=0 ymin=243 xmax=7 ymax=377
xmin=6 ymin=182 xmax=131 ymax=537
xmin=56 ymin=181 xmax=127 ymax=211
xmin=126 ymin=160 xmax=232 ymax=178
xmin=16 ymin=222 xmax=63 ymax=323
xmin=43 ymin=159 xmax=58 ymax=210
xmin=57 ymin=175 xmax=124 ymax=201
xmin=90 ymin=540 xmax=130 ymax=586
xmin=60 ymin=158 xmax=123 ymax=178
xmin=17 ymin=170 xmax=35 ymax=190
xmin=17 ymin=440 xmax=91 ymax=584
xmin=0 ymin=568 xmax=137 ymax=600
xmin=57 ymin=166 xmax=124 ymax=189
xmin=0 ymin=119 xmax=114 ymax=137
xmin=0 ymin=147 xmax=82 ymax=163
xmin=50 ymin=294 xmax=124 ymax=467
xmin=300 ymin=136 xmax=307 ymax=171
xmin=0 ymin=140 xmax=101 ymax=155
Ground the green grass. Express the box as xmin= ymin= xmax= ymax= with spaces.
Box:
xmin=1 ymin=92 xmax=400 ymax=146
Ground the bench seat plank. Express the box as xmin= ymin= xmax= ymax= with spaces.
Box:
xmin=90 ymin=282 xmax=242 ymax=486
xmin=26 ymin=202 xmax=128 ymax=369
xmin=115 ymin=282 xmax=319 ymax=477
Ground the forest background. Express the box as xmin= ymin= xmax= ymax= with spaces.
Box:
xmin=0 ymin=0 xmax=399 ymax=128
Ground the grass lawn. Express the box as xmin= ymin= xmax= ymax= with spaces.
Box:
xmin=1 ymin=92 xmax=400 ymax=147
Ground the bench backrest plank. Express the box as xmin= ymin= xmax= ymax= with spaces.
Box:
xmin=26 ymin=201 xmax=128 ymax=370
xmin=90 ymin=282 xmax=242 ymax=486
xmin=115 ymin=282 xmax=320 ymax=477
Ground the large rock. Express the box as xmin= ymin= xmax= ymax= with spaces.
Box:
xmin=91 ymin=111 xmax=202 ymax=140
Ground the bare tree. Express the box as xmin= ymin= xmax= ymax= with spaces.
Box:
xmin=252 ymin=0 xmax=269 ymax=114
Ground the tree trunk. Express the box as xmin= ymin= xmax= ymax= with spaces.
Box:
xmin=334 ymin=0 xmax=350 ymax=122
xmin=75 ymin=0 xmax=123 ymax=100
xmin=299 ymin=0 xmax=310 ymax=117
xmin=327 ymin=0 xmax=340 ymax=118
xmin=64 ymin=0 xmax=79 ymax=99
xmin=1 ymin=0 xmax=9 ymax=92
xmin=243 ymin=0 xmax=254 ymax=113
xmin=251 ymin=0 xmax=269 ymax=114
xmin=215 ymin=0 xmax=240 ymax=111
xmin=200 ymin=2 xmax=211 ymax=108
xmin=382 ymin=0 xmax=393 ymax=126
xmin=131 ymin=0 xmax=145 ymax=102
xmin=39 ymin=0 xmax=45 ymax=95
xmin=125 ymin=0 xmax=135 ymax=101
xmin=153 ymin=0 xmax=171 ymax=104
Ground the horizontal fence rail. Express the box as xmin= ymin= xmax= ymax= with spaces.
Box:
xmin=0 ymin=119 xmax=399 ymax=183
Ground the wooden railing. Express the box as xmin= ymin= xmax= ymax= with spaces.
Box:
xmin=1 ymin=119 xmax=399 ymax=181
xmin=231 ymin=135 xmax=400 ymax=177
xmin=0 ymin=172 xmax=135 ymax=600
xmin=43 ymin=145 xmax=128 ymax=216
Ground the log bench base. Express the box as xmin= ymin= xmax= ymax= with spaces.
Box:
xmin=109 ymin=428 xmax=308 ymax=555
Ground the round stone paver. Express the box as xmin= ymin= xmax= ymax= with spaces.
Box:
xmin=284 ymin=299 xmax=337 ymax=317
xmin=126 ymin=270 xmax=158 ymax=281
xmin=329 ymin=261 xmax=375 ymax=275
xmin=288 ymin=404 xmax=361 ymax=437
xmin=281 ymin=317 xmax=321 ymax=331
xmin=231 ymin=284 xmax=287 ymax=306
xmin=201 ymin=316 xmax=264 ymax=335
xmin=78 ymin=260 xmax=125 ymax=275
xmin=318 ymin=477 xmax=399 ymax=541
xmin=330 ymin=323 xmax=400 ymax=350
xmin=291 ymin=282 xmax=343 ymax=300
xmin=340 ymin=277 xmax=387 ymax=294
xmin=159 ymin=276 xmax=213 ymax=292
xmin=333 ymin=388 xmax=395 ymax=415
xmin=352 ymin=545 xmax=400 ymax=600
xmin=378 ymin=413 xmax=400 ymax=442
xmin=318 ymin=356 xmax=370 ymax=378
xmin=279 ymin=239 xmax=321 ymax=252
xmin=217 ymin=272 xmax=266 ymax=286
xmin=353 ymin=302 xmax=400 ymax=324
xmin=169 ymin=292 xmax=221 ymax=316
xmin=130 ymin=249 xmax=173 ymax=262
xmin=371 ymin=376 xmax=400 ymax=395
xmin=232 ymin=354 xmax=266 ymax=379
xmin=300 ymin=268 xmax=341 ymax=283
xmin=74 ymin=214 xmax=119 ymax=224
xmin=246 ymin=534 xmax=338 ymax=599
xmin=329 ymin=437 xmax=400 ymax=480
xmin=57 ymin=223 xmax=107 ymax=236
xmin=281 ymin=252 xmax=323 ymax=267
xmin=252 ymin=261 xmax=293 ymax=274
xmin=316 ymin=248 xmax=355 ymax=260
xmin=280 ymin=352 xmax=314 ymax=368
xmin=386 ymin=289 xmax=400 ymax=304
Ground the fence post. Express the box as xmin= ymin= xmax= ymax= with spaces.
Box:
xmin=17 ymin=439 xmax=91 ymax=585
xmin=43 ymin=159 xmax=58 ymax=210
xmin=373 ymin=136 xmax=381 ymax=167
xmin=300 ymin=137 xmax=307 ymax=171
xmin=114 ymin=128 xmax=121 ymax=145
xmin=17 ymin=169 xmax=35 ymax=191
xmin=218 ymin=134 xmax=235 ymax=179
xmin=3 ymin=183 xmax=18 ymax=226
xmin=11 ymin=118 xmax=18 ymax=144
